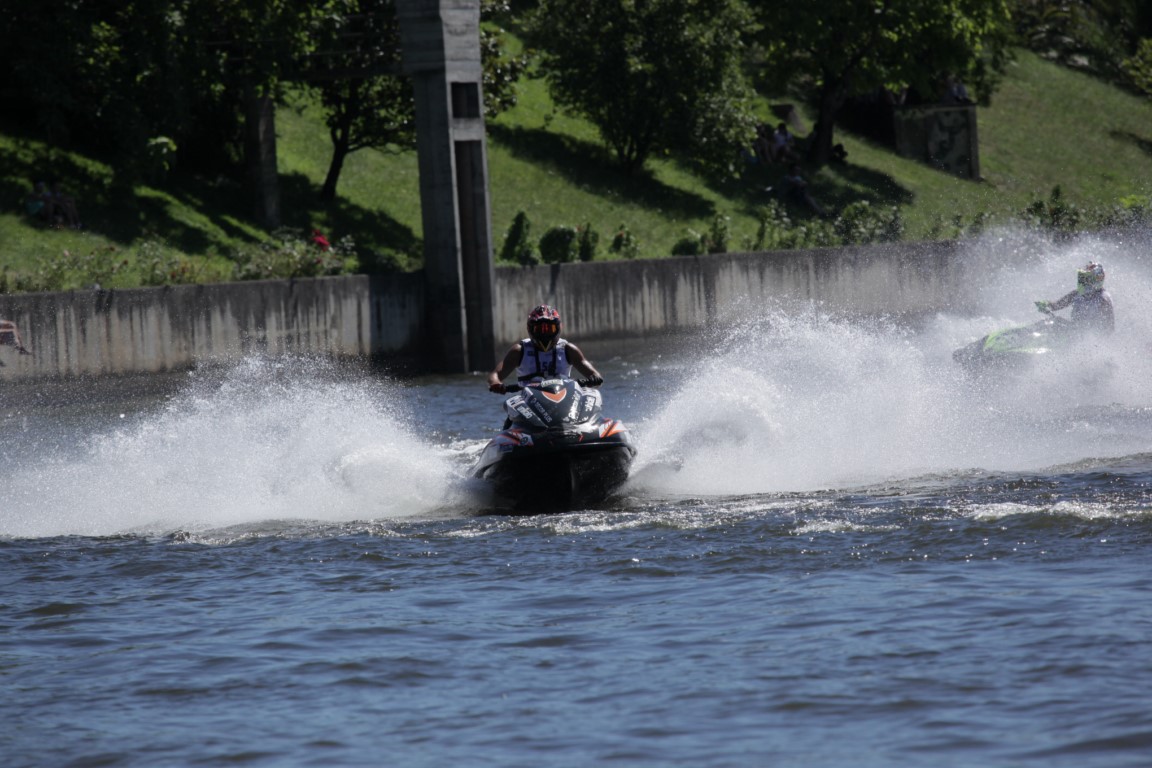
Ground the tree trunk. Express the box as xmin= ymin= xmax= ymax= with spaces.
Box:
xmin=244 ymin=82 xmax=281 ymax=229
xmin=321 ymin=139 xmax=349 ymax=202
xmin=807 ymin=80 xmax=844 ymax=167
xmin=321 ymin=87 xmax=360 ymax=202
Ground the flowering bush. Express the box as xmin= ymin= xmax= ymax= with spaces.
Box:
xmin=232 ymin=228 xmax=358 ymax=280
xmin=609 ymin=224 xmax=639 ymax=259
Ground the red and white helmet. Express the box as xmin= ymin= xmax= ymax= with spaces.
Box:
xmin=527 ymin=304 xmax=561 ymax=350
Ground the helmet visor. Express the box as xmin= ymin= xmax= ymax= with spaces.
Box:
xmin=530 ymin=320 xmax=560 ymax=347
xmin=1077 ymin=265 xmax=1104 ymax=291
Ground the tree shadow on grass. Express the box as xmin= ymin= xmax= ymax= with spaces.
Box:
xmin=1 ymin=145 xmax=259 ymax=253
xmin=697 ymin=142 xmax=915 ymax=223
xmin=152 ymin=170 xmax=419 ymax=263
xmin=498 ymin=115 xmax=919 ymax=227
xmin=114 ymin=175 xmax=254 ymax=254
xmin=0 ymin=147 xmax=109 ymax=227
xmin=488 ymin=123 xmax=716 ymax=221
xmin=278 ymin=171 xmax=420 ymax=270
xmin=1110 ymin=129 xmax=1152 ymax=161
xmin=815 ymin=159 xmax=916 ymax=214
xmin=2 ymin=143 xmax=418 ymax=266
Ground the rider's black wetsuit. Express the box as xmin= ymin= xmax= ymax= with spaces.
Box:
xmin=1049 ymin=288 xmax=1114 ymax=334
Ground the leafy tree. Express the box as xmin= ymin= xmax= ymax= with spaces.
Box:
xmin=0 ymin=1 xmax=202 ymax=169
xmin=528 ymin=0 xmax=757 ymax=176
xmin=1016 ymin=0 xmax=1152 ymax=81
xmin=302 ymin=0 xmax=413 ymax=201
xmin=1 ymin=0 xmax=326 ymax=215
xmin=194 ymin=0 xmax=331 ymax=225
xmin=478 ymin=0 xmax=530 ymax=119
xmin=303 ymin=0 xmax=526 ymax=201
xmin=2 ymin=0 xmax=525 ymax=212
xmin=754 ymin=0 xmax=1013 ymax=165
xmin=1123 ymin=38 xmax=1152 ymax=97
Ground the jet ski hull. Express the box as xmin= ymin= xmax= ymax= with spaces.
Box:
xmin=953 ymin=317 xmax=1070 ymax=374
xmin=473 ymin=377 xmax=637 ymax=513
xmin=474 ymin=429 xmax=636 ymax=513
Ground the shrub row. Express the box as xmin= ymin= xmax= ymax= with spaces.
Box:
xmin=0 ymin=228 xmax=358 ymax=294
xmin=4 ymin=190 xmax=1150 ymax=294
xmin=497 ymin=188 xmax=1152 ymax=266
xmin=498 ymin=213 xmax=603 ymax=265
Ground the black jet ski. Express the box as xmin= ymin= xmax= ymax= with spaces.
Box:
xmin=473 ymin=377 xmax=636 ymax=513
xmin=952 ymin=310 xmax=1073 ymax=374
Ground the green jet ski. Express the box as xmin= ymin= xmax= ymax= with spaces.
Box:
xmin=952 ymin=310 xmax=1073 ymax=374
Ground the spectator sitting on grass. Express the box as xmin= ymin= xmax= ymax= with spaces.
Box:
xmin=783 ymin=163 xmax=829 ymax=218
xmin=24 ymin=181 xmax=53 ymax=225
xmin=771 ymin=122 xmax=799 ymax=163
xmin=48 ymin=181 xmax=82 ymax=229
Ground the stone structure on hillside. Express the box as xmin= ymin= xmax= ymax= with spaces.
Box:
xmin=396 ymin=0 xmax=496 ymax=374
xmin=841 ymin=95 xmax=980 ymax=180
xmin=893 ymin=105 xmax=980 ymax=180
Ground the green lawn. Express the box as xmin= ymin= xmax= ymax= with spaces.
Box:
xmin=2 ymin=48 xmax=1151 ymax=291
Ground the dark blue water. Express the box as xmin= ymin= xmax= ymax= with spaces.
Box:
xmin=4 ymin=239 xmax=1152 ymax=767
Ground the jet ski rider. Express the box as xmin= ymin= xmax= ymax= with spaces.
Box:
xmin=487 ymin=304 xmax=604 ymax=394
xmin=1034 ymin=261 xmax=1114 ymax=335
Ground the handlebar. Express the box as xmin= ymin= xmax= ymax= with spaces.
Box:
xmin=495 ymin=378 xmax=601 ymax=393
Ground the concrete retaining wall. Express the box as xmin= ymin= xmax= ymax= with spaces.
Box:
xmin=0 ymin=241 xmax=978 ymax=379
xmin=0 ymin=273 xmax=424 ymax=379
xmin=494 ymin=240 xmax=977 ymax=342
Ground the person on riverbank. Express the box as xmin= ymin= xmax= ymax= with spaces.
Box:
xmin=48 ymin=181 xmax=82 ymax=229
xmin=0 ymin=319 xmax=31 ymax=355
xmin=782 ymin=163 xmax=830 ymax=218
xmin=25 ymin=181 xmax=53 ymax=224
xmin=1034 ymin=261 xmax=1114 ymax=335
xmin=487 ymin=304 xmax=603 ymax=393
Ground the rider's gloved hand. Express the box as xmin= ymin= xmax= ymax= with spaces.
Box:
xmin=488 ymin=381 xmax=506 ymax=394
xmin=585 ymin=375 xmax=604 ymax=387
xmin=1034 ymin=300 xmax=1051 ymax=313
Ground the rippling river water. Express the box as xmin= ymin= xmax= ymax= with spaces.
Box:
xmin=3 ymin=234 xmax=1152 ymax=767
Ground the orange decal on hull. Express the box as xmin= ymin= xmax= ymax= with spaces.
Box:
xmin=599 ymin=420 xmax=626 ymax=438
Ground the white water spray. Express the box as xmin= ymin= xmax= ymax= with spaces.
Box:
xmin=628 ymin=228 xmax=1152 ymax=496
xmin=1 ymin=357 xmax=461 ymax=538
xmin=3 ymin=230 xmax=1151 ymax=534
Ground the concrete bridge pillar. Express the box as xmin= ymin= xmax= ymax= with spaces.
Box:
xmin=396 ymin=0 xmax=496 ymax=374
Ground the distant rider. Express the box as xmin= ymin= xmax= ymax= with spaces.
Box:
xmin=1034 ymin=261 xmax=1114 ymax=335
xmin=487 ymin=304 xmax=603 ymax=393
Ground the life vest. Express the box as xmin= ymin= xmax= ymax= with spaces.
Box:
xmin=516 ymin=338 xmax=571 ymax=383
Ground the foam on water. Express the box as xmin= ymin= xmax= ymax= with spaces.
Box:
xmin=4 ymin=229 xmax=1151 ymax=537
xmin=1 ymin=357 xmax=464 ymax=538
xmin=627 ymin=228 xmax=1152 ymax=496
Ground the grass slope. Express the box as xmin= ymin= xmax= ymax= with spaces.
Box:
xmin=1 ymin=49 xmax=1151 ymax=289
